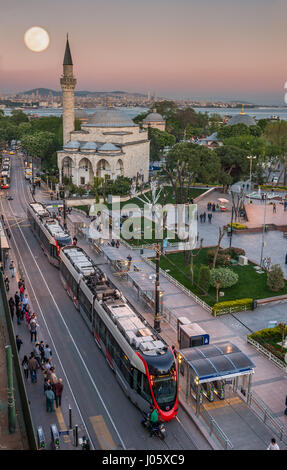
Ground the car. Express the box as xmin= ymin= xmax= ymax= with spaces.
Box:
xmin=7 ymin=196 xmax=13 ymax=200
xmin=273 ymin=176 xmax=279 ymax=183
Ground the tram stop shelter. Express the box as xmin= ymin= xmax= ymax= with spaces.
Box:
xmin=0 ymin=218 xmax=10 ymax=269
xmin=100 ymin=245 xmax=129 ymax=272
xmin=127 ymin=270 xmax=165 ymax=312
xmin=178 ymin=342 xmax=255 ymax=414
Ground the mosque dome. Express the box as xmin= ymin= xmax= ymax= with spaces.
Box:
xmin=64 ymin=140 xmax=80 ymax=150
xmin=85 ymin=108 xmax=136 ymax=127
xmin=143 ymin=111 xmax=165 ymax=123
xmin=98 ymin=143 xmax=121 ymax=153
xmin=81 ymin=141 xmax=98 ymax=151
xmin=226 ymin=106 xmax=256 ymax=127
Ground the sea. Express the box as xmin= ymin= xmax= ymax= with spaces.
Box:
xmin=3 ymin=105 xmax=287 ymax=121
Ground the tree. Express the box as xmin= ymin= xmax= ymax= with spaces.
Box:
xmin=198 ymin=265 xmax=210 ymax=293
xmin=267 ymin=264 xmax=285 ymax=292
xmin=217 ymin=123 xmax=250 ymax=140
xmin=196 ymin=146 xmax=221 ymax=184
xmin=21 ymin=131 xmax=57 ymax=161
xmin=148 ymin=128 xmax=176 ymax=161
xmin=210 ymin=267 xmax=239 ymax=302
xmin=164 ymin=142 xmax=201 ymax=205
xmin=278 ymin=323 xmax=287 ymax=352
xmin=264 ymin=121 xmax=287 ymax=185
xmin=10 ymin=110 xmax=29 ymax=125
xmin=212 ymin=227 xmax=226 ymax=269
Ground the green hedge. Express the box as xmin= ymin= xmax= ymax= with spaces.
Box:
xmin=212 ymin=298 xmax=253 ymax=316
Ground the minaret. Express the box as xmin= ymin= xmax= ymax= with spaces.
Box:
xmin=60 ymin=35 xmax=76 ymax=145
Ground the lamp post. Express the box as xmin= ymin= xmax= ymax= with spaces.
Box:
xmin=260 ymin=195 xmax=267 ymax=267
xmin=154 ymin=243 xmax=161 ymax=333
xmin=246 ymin=155 xmax=256 ymax=187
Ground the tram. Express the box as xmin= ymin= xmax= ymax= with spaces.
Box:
xmin=59 ymin=245 xmax=179 ymax=421
xmin=27 ymin=202 xmax=71 ymax=267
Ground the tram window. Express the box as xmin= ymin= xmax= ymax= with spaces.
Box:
xmin=99 ymin=318 xmax=106 ymax=342
xmin=141 ymin=375 xmax=152 ymax=403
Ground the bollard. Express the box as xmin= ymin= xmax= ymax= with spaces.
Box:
xmin=69 ymin=405 xmax=72 ymax=429
xmin=5 ymin=345 xmax=16 ymax=433
xmin=73 ymin=424 xmax=79 ymax=447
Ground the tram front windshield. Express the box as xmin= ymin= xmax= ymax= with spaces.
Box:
xmin=151 ymin=365 xmax=177 ymax=407
xmin=56 ymin=236 xmax=71 ymax=248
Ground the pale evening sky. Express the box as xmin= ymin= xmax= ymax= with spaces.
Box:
xmin=0 ymin=0 xmax=286 ymax=104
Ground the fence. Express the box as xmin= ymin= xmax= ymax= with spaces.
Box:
xmin=199 ymin=406 xmax=234 ymax=450
xmin=247 ymin=336 xmax=286 ymax=370
xmin=247 ymin=390 xmax=287 ymax=445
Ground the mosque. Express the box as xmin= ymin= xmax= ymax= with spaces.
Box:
xmin=57 ymin=37 xmax=150 ymax=186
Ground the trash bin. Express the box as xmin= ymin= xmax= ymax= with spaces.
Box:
xmin=252 ymin=300 xmax=257 ymax=310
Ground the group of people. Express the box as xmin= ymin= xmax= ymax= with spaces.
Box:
xmin=110 ymin=239 xmax=120 ymax=248
xmin=10 ymin=277 xmax=64 ymax=413
xmin=199 ymin=212 xmax=212 ymax=223
xmin=207 ymin=202 xmax=217 ymax=212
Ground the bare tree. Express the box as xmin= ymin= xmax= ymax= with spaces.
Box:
xmin=212 ymin=227 xmax=225 ymax=269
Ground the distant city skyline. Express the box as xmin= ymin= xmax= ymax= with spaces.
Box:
xmin=1 ymin=0 xmax=286 ymax=105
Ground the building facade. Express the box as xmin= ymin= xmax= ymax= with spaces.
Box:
xmin=57 ymin=38 xmax=150 ymax=185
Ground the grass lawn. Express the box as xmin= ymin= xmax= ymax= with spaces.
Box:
xmin=121 ymin=217 xmax=179 ymax=246
xmin=153 ymin=248 xmax=287 ymax=306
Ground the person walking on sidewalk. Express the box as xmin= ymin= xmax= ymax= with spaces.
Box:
xmin=33 ymin=343 xmax=42 ymax=369
xmin=208 ymin=213 xmax=212 ymax=223
xmin=20 ymin=284 xmax=25 ymax=302
xmin=4 ymin=276 xmax=9 ymax=292
xmin=54 ymin=379 xmax=64 ymax=408
xmin=45 ymin=385 xmax=55 ymax=412
xmin=44 ymin=344 xmax=52 ymax=361
xmin=22 ymin=355 xmax=29 ymax=380
xmin=22 ymin=294 xmax=29 ymax=312
xmin=16 ymin=335 xmax=23 ymax=352
xmin=39 ymin=341 xmax=45 ymax=364
xmin=49 ymin=367 xmax=58 ymax=386
xmin=9 ymin=260 xmax=15 ymax=278
xmin=16 ymin=304 xmax=21 ymax=325
xmin=29 ymin=317 xmax=39 ymax=343
xmin=14 ymin=291 xmax=20 ymax=309
xmin=267 ymin=438 xmax=280 ymax=450
xmin=8 ymin=297 xmax=15 ymax=320
xmin=28 ymin=352 xmax=40 ymax=384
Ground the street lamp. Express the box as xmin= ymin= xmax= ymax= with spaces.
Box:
xmin=154 ymin=243 xmax=161 ymax=333
xmin=260 ymin=195 xmax=267 ymax=267
xmin=246 ymin=155 xmax=256 ymax=187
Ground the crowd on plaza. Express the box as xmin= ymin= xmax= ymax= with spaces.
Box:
xmin=9 ymin=278 xmax=64 ymax=413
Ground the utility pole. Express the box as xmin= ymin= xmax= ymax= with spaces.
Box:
xmin=154 ymin=243 xmax=161 ymax=332
xmin=260 ymin=196 xmax=267 ymax=267
xmin=229 ymin=206 xmax=234 ymax=248
xmin=5 ymin=345 xmax=16 ymax=433
xmin=62 ymin=185 xmax=67 ymax=230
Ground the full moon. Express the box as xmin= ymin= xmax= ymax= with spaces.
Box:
xmin=24 ymin=26 xmax=50 ymax=52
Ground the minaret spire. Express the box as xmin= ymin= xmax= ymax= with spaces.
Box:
xmin=60 ymin=34 xmax=77 ymax=146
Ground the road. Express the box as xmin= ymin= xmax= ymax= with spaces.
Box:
xmin=2 ymin=154 xmax=206 ymax=450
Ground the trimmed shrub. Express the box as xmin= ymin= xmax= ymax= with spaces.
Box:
xmin=222 ymin=247 xmax=246 ymax=259
xmin=210 ymin=267 xmax=239 ymax=288
xmin=212 ymin=298 xmax=253 ymax=316
xmin=227 ymin=222 xmax=247 ymax=230
xmin=267 ymin=264 xmax=285 ymax=292
xmin=198 ymin=265 xmax=210 ymax=293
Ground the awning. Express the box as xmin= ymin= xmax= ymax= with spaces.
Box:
xmin=179 ymin=342 xmax=255 ymax=383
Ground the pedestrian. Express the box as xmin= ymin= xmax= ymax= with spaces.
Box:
xmin=28 ymin=352 xmax=40 ymax=383
xmin=54 ymin=378 xmax=64 ymax=408
xmin=44 ymin=344 xmax=52 ymax=361
xmin=22 ymin=355 xmax=29 ymax=380
xmin=203 ymin=212 xmax=206 ymax=223
xmin=8 ymin=297 xmax=15 ymax=320
xmin=9 ymin=260 xmax=15 ymax=278
xmin=284 ymin=394 xmax=287 ymax=416
xmin=16 ymin=335 xmax=23 ymax=352
xmin=285 ymin=254 xmax=287 ymax=265
xmin=20 ymin=284 xmax=25 ymax=302
xmin=127 ymin=254 xmax=132 ymax=271
xmin=33 ymin=343 xmax=42 ymax=369
xmin=267 ymin=438 xmax=280 ymax=450
xmin=111 ymin=239 xmax=115 ymax=247
xmin=4 ymin=276 xmax=9 ymax=292
xmin=44 ymin=375 xmax=52 ymax=394
xmin=16 ymin=304 xmax=21 ymax=325
xmin=190 ymin=198 xmax=194 ymax=204
xmin=72 ymin=236 xmax=77 ymax=246
xmin=15 ymin=291 xmax=20 ymax=308
xmin=199 ymin=214 xmax=203 ymax=223
xmin=212 ymin=203 xmax=215 ymax=212
xmin=18 ymin=279 xmax=23 ymax=290
xmin=39 ymin=341 xmax=45 ymax=364
xmin=44 ymin=358 xmax=52 ymax=372
xmin=115 ymin=240 xmax=120 ymax=248
xmin=45 ymin=385 xmax=55 ymax=413
xmin=273 ymin=203 xmax=276 ymax=213
xmin=49 ymin=367 xmax=58 ymax=386
xmin=20 ymin=301 xmax=24 ymax=321
xmin=208 ymin=213 xmax=212 ymax=223
xmin=22 ymin=294 xmax=29 ymax=312
xmin=171 ymin=345 xmax=178 ymax=358
xmin=29 ymin=317 xmax=39 ymax=343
